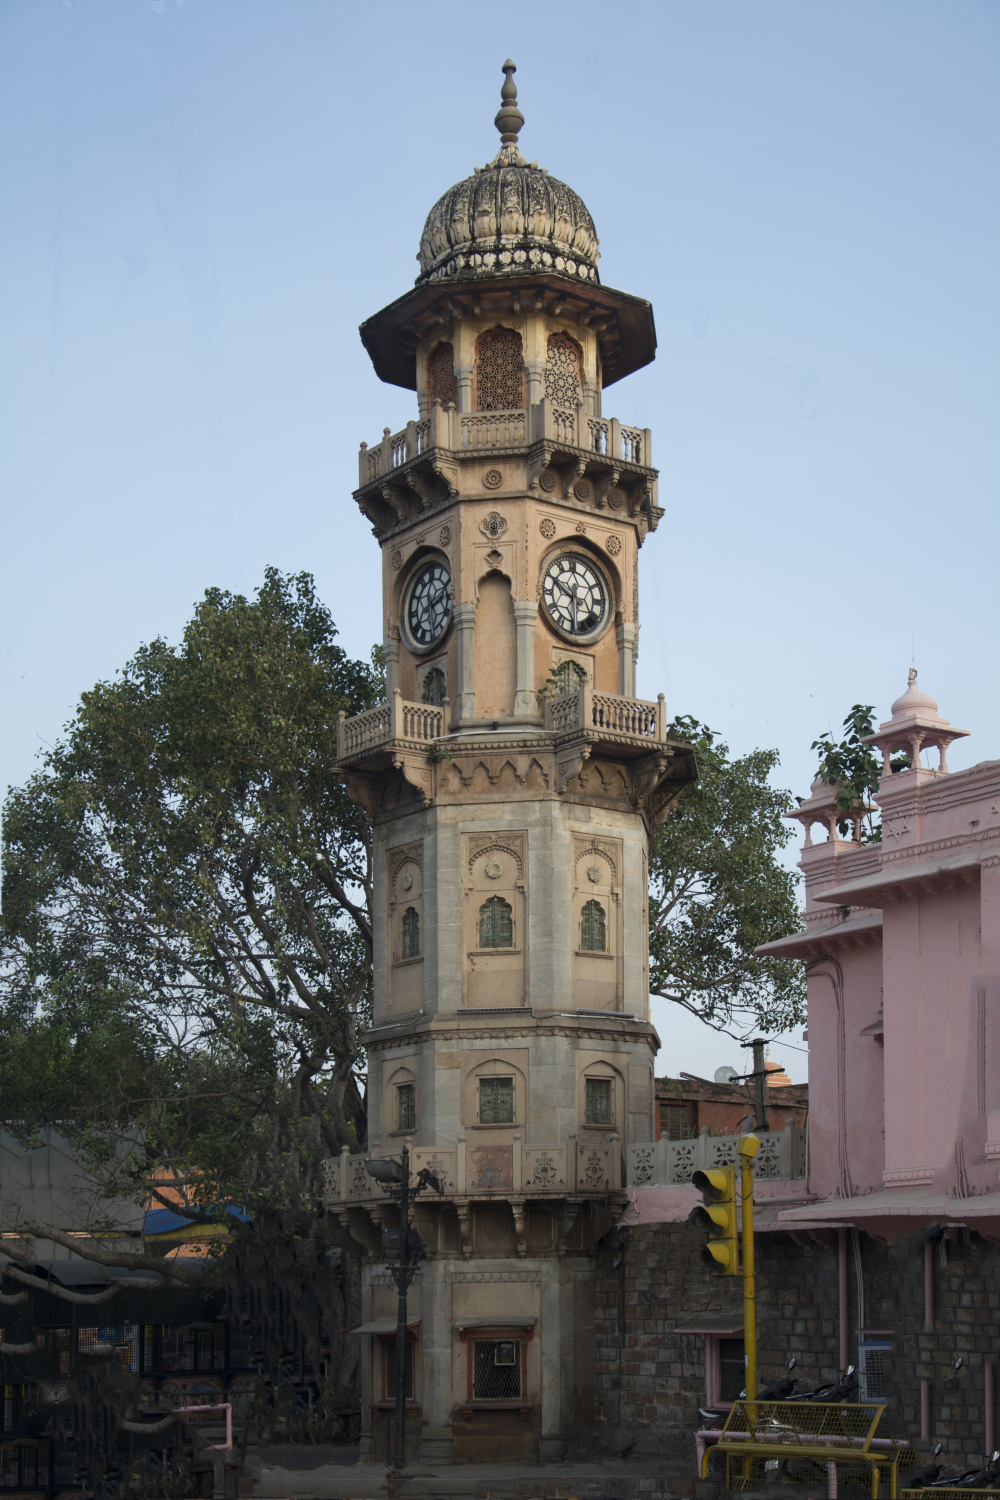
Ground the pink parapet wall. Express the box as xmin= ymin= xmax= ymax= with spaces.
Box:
xmin=758 ymin=673 xmax=1000 ymax=1239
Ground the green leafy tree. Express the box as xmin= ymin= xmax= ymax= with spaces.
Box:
xmin=648 ymin=716 xmax=805 ymax=1036
xmin=811 ymin=704 xmax=909 ymax=841
xmin=0 ymin=570 xmax=382 ymax=1407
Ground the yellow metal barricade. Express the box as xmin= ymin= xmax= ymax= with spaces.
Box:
xmin=703 ymin=1400 xmax=911 ymax=1498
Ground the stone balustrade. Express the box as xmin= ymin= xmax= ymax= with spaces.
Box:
xmin=336 ymin=692 xmax=445 ymax=761
xmin=323 ymin=1134 xmax=622 ymax=1206
xmin=545 ymin=685 xmax=667 ymax=743
xmin=358 ymin=399 xmax=652 ymax=487
xmin=626 ymin=1124 xmax=807 ymax=1187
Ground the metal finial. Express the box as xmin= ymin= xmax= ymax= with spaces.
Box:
xmin=494 ymin=59 xmax=524 ymax=145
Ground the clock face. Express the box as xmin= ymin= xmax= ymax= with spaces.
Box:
xmin=404 ymin=559 xmax=452 ymax=650
xmin=541 ymin=553 xmax=609 ymax=640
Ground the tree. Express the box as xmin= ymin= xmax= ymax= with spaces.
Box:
xmin=648 ymin=716 xmax=805 ymax=1037
xmin=0 ymin=569 xmax=382 ymax=1410
xmin=811 ymin=704 xmax=909 ymax=841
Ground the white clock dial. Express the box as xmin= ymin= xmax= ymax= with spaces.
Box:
xmin=541 ymin=553 xmax=609 ymax=640
xmin=405 ymin=560 xmax=452 ymax=649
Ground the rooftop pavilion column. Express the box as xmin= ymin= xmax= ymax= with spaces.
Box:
xmin=514 ymin=599 xmax=541 ymax=718
xmin=616 ymin=622 xmax=637 ymax=698
xmin=453 ymin=602 xmax=477 ymax=723
xmin=526 ymin=357 xmax=544 ymax=407
xmin=383 ymin=636 xmax=400 ymax=698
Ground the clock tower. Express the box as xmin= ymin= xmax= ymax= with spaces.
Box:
xmin=327 ymin=62 xmax=696 ymax=1466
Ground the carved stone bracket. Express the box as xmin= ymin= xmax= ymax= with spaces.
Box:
xmin=392 ymin=752 xmax=435 ymax=806
xmin=381 ymin=483 xmax=411 ymax=523
xmin=631 ymin=743 xmax=699 ymax=826
xmin=455 ymin=1198 xmax=473 ymax=1260
xmin=335 ymin=768 xmax=380 ymax=820
xmin=430 ymin=454 xmax=459 ymax=498
xmin=527 ymin=443 xmax=555 ymax=496
xmin=511 ymin=1199 xmax=527 ymax=1259
xmin=556 ymin=741 xmax=591 ymax=794
xmin=555 ymin=1204 xmax=581 ymax=1259
xmin=631 ymin=749 xmax=676 ymax=812
xmin=592 ymin=468 xmax=621 ymax=509
xmin=409 ymin=469 xmax=441 ymax=512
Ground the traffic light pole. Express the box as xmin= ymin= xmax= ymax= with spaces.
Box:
xmin=736 ymin=1133 xmax=759 ymax=1405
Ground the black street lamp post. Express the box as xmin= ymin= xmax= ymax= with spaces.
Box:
xmin=365 ymin=1146 xmax=442 ymax=1469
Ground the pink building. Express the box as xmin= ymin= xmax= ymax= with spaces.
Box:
xmin=759 ymin=671 xmax=1000 ymax=1240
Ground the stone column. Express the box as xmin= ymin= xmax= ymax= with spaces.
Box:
xmin=453 ymin=603 xmax=477 ymax=723
xmin=358 ymin=1265 xmax=374 ymax=1460
xmin=538 ymin=1260 xmax=572 ymax=1462
xmin=513 ymin=600 xmax=541 ymax=718
xmin=616 ymin=623 xmax=637 ymax=698
xmin=457 ymin=365 xmax=473 ymax=413
xmin=418 ymin=1260 xmax=456 ymax=1464
xmin=383 ymin=637 xmax=400 ymax=699
xmin=525 ymin=358 xmax=545 ymax=408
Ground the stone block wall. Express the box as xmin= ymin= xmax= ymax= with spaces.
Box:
xmin=594 ymin=1222 xmax=1000 ymax=1471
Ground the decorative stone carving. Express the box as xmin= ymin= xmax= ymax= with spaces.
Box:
xmin=469 ymin=1146 xmax=513 ymax=1192
xmin=480 ymin=510 xmax=507 ymax=537
xmin=482 ymin=469 xmax=504 ymax=491
xmin=539 ymin=470 xmax=557 ymax=493
xmin=587 ymin=865 xmax=602 ymax=883
xmin=606 ymin=535 xmax=622 ymax=556
xmin=439 ymin=524 xmax=451 ymax=545
xmin=390 ymin=549 xmax=403 ymax=569
xmin=539 ymin=517 xmax=556 ymax=539
xmin=400 ymin=871 xmax=414 ymax=891
xmin=573 ymin=479 xmax=591 ymax=501
xmin=607 ymin=488 xmax=625 ymax=511
xmin=485 ymin=860 xmax=503 ymax=879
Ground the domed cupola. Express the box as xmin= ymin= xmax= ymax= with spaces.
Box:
xmin=416 ymin=62 xmax=600 ymax=287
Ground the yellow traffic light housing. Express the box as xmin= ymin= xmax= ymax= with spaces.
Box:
xmin=692 ymin=1164 xmax=739 ymax=1275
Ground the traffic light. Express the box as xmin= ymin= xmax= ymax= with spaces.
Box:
xmin=691 ymin=1164 xmax=739 ymax=1274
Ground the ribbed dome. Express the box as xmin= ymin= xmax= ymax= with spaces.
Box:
xmin=415 ymin=61 xmax=600 ymax=288
xmin=416 ymin=147 xmax=600 ymax=287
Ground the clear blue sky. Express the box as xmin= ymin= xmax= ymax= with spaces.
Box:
xmin=3 ymin=1 xmax=998 ymax=1082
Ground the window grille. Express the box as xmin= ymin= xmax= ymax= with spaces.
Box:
xmin=479 ymin=1077 xmax=514 ymax=1124
xmin=660 ymin=1100 xmax=698 ymax=1140
xmin=475 ymin=327 xmax=525 ymax=412
xmin=420 ymin=666 xmax=447 ymax=706
xmin=142 ymin=1325 xmax=154 ymax=1374
xmin=384 ymin=1336 xmax=415 ymax=1399
xmin=580 ymin=899 xmax=607 ymax=952
xmin=859 ymin=1341 xmax=891 ymax=1401
xmin=401 ymin=906 xmax=420 ymax=959
xmin=160 ymin=1324 xmax=196 ymax=1372
xmin=585 ymin=1077 xmax=612 ymax=1125
xmin=1 ymin=1388 xmax=16 ymax=1436
xmin=719 ymin=1338 xmax=746 ymax=1402
xmin=473 ymin=1339 xmax=521 ymax=1399
xmin=428 ymin=342 xmax=458 ymax=408
xmin=77 ymin=1325 xmax=140 ymax=1373
xmin=397 ymin=1082 xmax=416 ymax=1132
xmin=479 ymin=896 xmax=513 ymax=949
xmin=545 ymin=332 xmax=581 ymax=407
xmin=553 ymin=660 xmax=586 ymax=696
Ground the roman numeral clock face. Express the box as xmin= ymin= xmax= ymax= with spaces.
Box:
xmin=541 ymin=553 xmax=609 ymax=640
xmin=404 ymin=559 xmax=452 ymax=650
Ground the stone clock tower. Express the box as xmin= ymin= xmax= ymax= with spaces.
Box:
xmin=326 ymin=62 xmax=695 ymax=1466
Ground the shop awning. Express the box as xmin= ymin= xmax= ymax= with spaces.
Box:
xmin=347 ymin=1317 xmax=421 ymax=1336
xmin=673 ymin=1315 xmax=744 ymax=1335
xmin=453 ymin=1315 xmax=536 ymax=1331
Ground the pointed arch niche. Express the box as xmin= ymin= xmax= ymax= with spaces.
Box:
xmin=462 ymin=831 xmax=526 ymax=1009
xmin=572 ymin=835 xmax=623 ymax=1011
xmin=474 ymin=571 xmax=516 ymax=720
xmin=474 ymin=326 xmax=526 ymax=412
xmin=388 ymin=841 xmax=424 ymax=1015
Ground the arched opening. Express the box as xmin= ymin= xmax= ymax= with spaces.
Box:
xmin=401 ymin=906 xmax=420 ymax=959
xmin=479 ymin=896 xmax=513 ymax=950
xmin=545 ymin=332 xmax=582 ymax=408
xmin=580 ymin=899 xmax=607 ymax=953
xmin=420 ymin=666 xmax=447 ymax=706
xmin=553 ymin=659 xmax=587 ymax=697
xmin=475 ymin=327 xmax=526 ymax=412
xmin=474 ymin=573 xmax=516 ymax=719
xmin=427 ymin=341 xmax=458 ymax=408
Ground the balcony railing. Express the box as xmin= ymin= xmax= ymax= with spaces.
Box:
xmin=627 ymin=1124 xmax=806 ymax=1187
xmin=324 ymin=1135 xmax=622 ymax=1205
xmin=336 ymin=692 xmax=445 ymax=761
xmin=546 ymin=686 xmax=667 ymax=743
xmin=358 ymin=400 xmax=651 ymax=488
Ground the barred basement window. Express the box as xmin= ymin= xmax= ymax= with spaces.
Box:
xmin=473 ymin=1339 xmax=521 ymax=1399
xmin=427 ymin=342 xmax=458 ymax=408
xmin=479 ymin=895 xmax=513 ymax=949
xmin=479 ymin=1077 xmax=514 ymax=1124
xmin=397 ymin=1083 xmax=416 ymax=1133
xmin=475 ymin=327 xmax=525 ymax=411
xmin=585 ymin=1077 xmax=612 ymax=1125
xmin=401 ymin=906 xmax=420 ymax=959
xmin=545 ymin=332 xmax=581 ymax=407
xmin=580 ymin=899 xmax=607 ymax=952
xmin=719 ymin=1338 xmax=746 ymax=1402
xmin=421 ymin=666 xmax=446 ymax=706
xmin=384 ymin=1337 xmax=415 ymax=1399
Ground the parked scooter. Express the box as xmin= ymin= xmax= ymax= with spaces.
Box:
xmin=908 ymin=1444 xmax=944 ymax=1487
xmin=926 ymin=1450 xmax=1000 ymax=1489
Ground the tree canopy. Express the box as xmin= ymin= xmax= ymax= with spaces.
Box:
xmin=648 ymin=716 xmax=805 ymax=1037
xmin=1 ymin=568 xmax=381 ymax=1278
xmin=811 ymin=703 xmax=909 ymax=840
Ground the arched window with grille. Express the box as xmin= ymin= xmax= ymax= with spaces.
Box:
xmin=475 ymin=327 xmax=525 ymax=412
xmin=553 ymin=660 xmax=586 ymax=697
xmin=479 ymin=896 xmax=513 ymax=949
xmin=545 ymin=332 xmax=582 ymax=408
xmin=401 ymin=906 xmax=420 ymax=959
xmin=427 ymin=342 xmax=458 ymax=408
xmin=580 ymin=899 xmax=606 ymax=953
xmin=420 ymin=666 xmax=446 ymax=706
